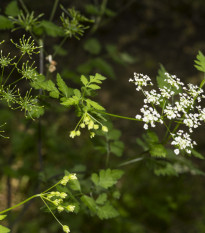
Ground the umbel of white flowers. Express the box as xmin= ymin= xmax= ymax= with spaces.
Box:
xmin=129 ymin=72 xmax=205 ymax=155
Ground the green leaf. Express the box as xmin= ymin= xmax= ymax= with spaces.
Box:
xmin=80 ymin=75 xmax=88 ymax=86
xmin=69 ymin=179 xmax=81 ymax=191
xmin=120 ymin=52 xmax=136 ymax=64
xmin=154 ymin=163 xmax=178 ymax=176
xmin=56 ymin=73 xmax=72 ymax=97
xmin=97 ymin=203 xmax=119 ymax=219
xmin=0 ymin=215 xmax=7 ymax=221
xmin=88 ymin=84 xmax=101 ymax=90
xmin=107 ymin=129 xmax=121 ymax=140
xmin=91 ymin=58 xmax=115 ymax=79
xmin=5 ymin=1 xmax=20 ymax=16
xmin=194 ymin=51 xmax=205 ymax=72
xmin=83 ymin=38 xmax=101 ymax=55
xmin=81 ymin=195 xmax=97 ymax=213
xmin=91 ymin=169 xmax=124 ymax=189
xmin=0 ymin=225 xmax=10 ymax=233
xmin=191 ymin=149 xmax=204 ymax=159
xmin=150 ymin=144 xmax=167 ymax=158
xmin=61 ymin=97 xmax=79 ymax=107
xmin=73 ymin=89 xmax=81 ymax=98
xmin=86 ymin=99 xmax=105 ymax=110
xmin=36 ymin=80 xmax=59 ymax=98
xmin=96 ymin=193 xmax=107 ymax=205
xmin=39 ymin=20 xmax=64 ymax=37
xmin=0 ymin=15 xmax=13 ymax=29
xmin=110 ymin=141 xmax=124 ymax=157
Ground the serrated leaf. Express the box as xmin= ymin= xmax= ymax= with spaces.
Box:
xmin=154 ymin=163 xmax=178 ymax=176
xmin=5 ymin=1 xmax=20 ymax=16
xmin=96 ymin=193 xmax=107 ymax=205
xmin=194 ymin=51 xmax=205 ymax=72
xmin=0 ymin=15 xmax=13 ymax=30
xmin=88 ymin=84 xmax=101 ymax=90
xmin=0 ymin=225 xmax=10 ymax=233
xmin=56 ymin=73 xmax=72 ymax=97
xmin=86 ymin=99 xmax=105 ymax=110
xmin=97 ymin=203 xmax=119 ymax=219
xmin=91 ymin=169 xmax=124 ymax=189
xmin=80 ymin=75 xmax=88 ymax=86
xmin=0 ymin=215 xmax=7 ymax=221
xmin=73 ymin=89 xmax=81 ymax=98
xmin=61 ymin=97 xmax=79 ymax=106
xmin=83 ymin=38 xmax=101 ymax=55
xmin=39 ymin=20 xmax=64 ymax=37
xmin=81 ymin=195 xmax=97 ymax=213
xmin=110 ymin=141 xmax=124 ymax=157
xmin=150 ymin=144 xmax=167 ymax=158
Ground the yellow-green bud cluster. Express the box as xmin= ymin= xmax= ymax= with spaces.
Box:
xmin=69 ymin=113 xmax=108 ymax=139
xmin=60 ymin=173 xmax=77 ymax=186
xmin=63 ymin=225 xmax=70 ymax=233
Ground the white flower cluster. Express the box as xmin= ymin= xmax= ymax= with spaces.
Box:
xmin=129 ymin=73 xmax=153 ymax=91
xmin=171 ymin=130 xmax=196 ymax=155
xmin=131 ymin=71 xmax=205 ymax=155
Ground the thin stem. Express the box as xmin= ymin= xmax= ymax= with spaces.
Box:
xmin=42 ymin=181 xmax=61 ymax=194
xmin=40 ymin=196 xmax=62 ymax=226
xmin=0 ymin=195 xmax=38 ymax=214
xmin=18 ymin=0 xmax=29 ymax=14
xmin=1 ymin=67 xmax=4 ymax=84
xmin=53 ymin=37 xmax=68 ymax=58
xmin=4 ymin=56 xmax=23 ymax=85
xmin=49 ymin=0 xmax=59 ymax=21
xmin=99 ymin=111 xmax=142 ymax=122
xmin=9 ymin=77 xmax=24 ymax=86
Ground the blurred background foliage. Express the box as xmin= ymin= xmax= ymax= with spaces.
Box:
xmin=1 ymin=0 xmax=205 ymax=232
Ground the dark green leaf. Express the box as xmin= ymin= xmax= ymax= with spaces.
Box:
xmin=5 ymin=1 xmax=20 ymax=16
xmin=81 ymin=195 xmax=97 ymax=213
xmin=96 ymin=193 xmax=107 ymax=205
xmin=110 ymin=141 xmax=124 ymax=157
xmin=91 ymin=169 xmax=124 ymax=189
xmin=56 ymin=73 xmax=72 ymax=97
xmin=39 ymin=20 xmax=64 ymax=37
xmin=0 ymin=15 xmax=13 ymax=29
xmin=97 ymin=203 xmax=119 ymax=219
xmin=83 ymin=38 xmax=101 ymax=55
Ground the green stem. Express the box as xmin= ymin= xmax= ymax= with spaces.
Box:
xmin=19 ymin=0 xmax=29 ymax=14
xmin=49 ymin=0 xmax=59 ymax=21
xmin=40 ymin=196 xmax=62 ymax=226
xmin=100 ymin=111 xmax=142 ymax=122
xmin=42 ymin=181 xmax=61 ymax=194
xmin=1 ymin=67 xmax=4 ymax=85
xmin=0 ymin=194 xmax=38 ymax=214
xmin=4 ymin=56 xmax=23 ymax=85
xmin=53 ymin=37 xmax=68 ymax=58
xmin=8 ymin=77 xmax=24 ymax=86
